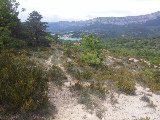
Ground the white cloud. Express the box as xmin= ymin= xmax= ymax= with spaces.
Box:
xmin=17 ymin=0 xmax=160 ymax=22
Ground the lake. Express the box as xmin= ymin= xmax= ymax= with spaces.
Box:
xmin=60 ymin=37 xmax=81 ymax=41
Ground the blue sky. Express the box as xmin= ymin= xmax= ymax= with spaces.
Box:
xmin=17 ymin=0 xmax=160 ymax=22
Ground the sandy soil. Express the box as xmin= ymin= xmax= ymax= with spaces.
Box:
xmin=103 ymin=84 xmax=160 ymax=120
xmin=48 ymin=82 xmax=160 ymax=120
xmin=46 ymin=54 xmax=160 ymax=120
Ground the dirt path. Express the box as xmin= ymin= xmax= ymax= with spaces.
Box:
xmin=46 ymin=53 xmax=160 ymax=120
xmin=47 ymin=64 xmax=99 ymax=120
xmin=48 ymin=82 xmax=99 ymax=120
xmin=46 ymin=51 xmax=99 ymax=120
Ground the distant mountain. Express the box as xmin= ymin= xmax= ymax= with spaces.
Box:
xmin=47 ymin=11 xmax=160 ymax=38
xmin=86 ymin=11 xmax=160 ymax=25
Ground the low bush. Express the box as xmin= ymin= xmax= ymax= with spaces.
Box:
xmin=149 ymin=69 xmax=160 ymax=91
xmin=116 ymin=79 xmax=135 ymax=95
xmin=48 ymin=65 xmax=67 ymax=86
xmin=81 ymin=69 xmax=93 ymax=80
xmin=81 ymin=51 xmax=102 ymax=66
xmin=95 ymin=66 xmax=136 ymax=95
xmin=0 ymin=50 xmax=48 ymax=113
xmin=114 ymin=69 xmax=136 ymax=95
xmin=65 ymin=62 xmax=93 ymax=81
xmin=137 ymin=68 xmax=160 ymax=92
xmin=90 ymin=81 xmax=107 ymax=99
xmin=139 ymin=116 xmax=151 ymax=120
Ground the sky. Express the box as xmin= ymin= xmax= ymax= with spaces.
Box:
xmin=17 ymin=0 xmax=160 ymax=22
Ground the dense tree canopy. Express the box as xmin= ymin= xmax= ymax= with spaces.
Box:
xmin=25 ymin=11 xmax=49 ymax=46
xmin=0 ymin=0 xmax=50 ymax=48
xmin=0 ymin=0 xmax=21 ymax=48
xmin=0 ymin=0 xmax=20 ymax=36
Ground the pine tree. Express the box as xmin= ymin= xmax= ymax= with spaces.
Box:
xmin=25 ymin=11 xmax=49 ymax=47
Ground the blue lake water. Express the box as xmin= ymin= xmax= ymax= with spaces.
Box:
xmin=60 ymin=37 xmax=81 ymax=41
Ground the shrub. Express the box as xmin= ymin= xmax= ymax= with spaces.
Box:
xmin=0 ymin=50 xmax=48 ymax=113
xmin=138 ymin=68 xmax=160 ymax=92
xmin=81 ymin=69 xmax=93 ymax=80
xmin=65 ymin=61 xmax=93 ymax=81
xmin=91 ymin=81 xmax=107 ymax=99
xmin=114 ymin=69 xmax=136 ymax=95
xmin=81 ymin=51 xmax=102 ymax=66
xmin=0 ymin=27 xmax=11 ymax=49
xmin=48 ymin=65 xmax=66 ymax=86
xmin=139 ymin=117 xmax=151 ymax=120
xmin=65 ymin=62 xmax=81 ymax=79
xmin=95 ymin=66 xmax=136 ymax=95
xmin=81 ymin=34 xmax=102 ymax=66
xmin=116 ymin=79 xmax=135 ymax=95
xmin=153 ymin=70 xmax=160 ymax=83
xmin=149 ymin=69 xmax=160 ymax=92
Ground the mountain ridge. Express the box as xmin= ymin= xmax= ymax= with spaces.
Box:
xmin=47 ymin=11 xmax=160 ymax=37
xmin=86 ymin=11 xmax=160 ymax=25
xmin=48 ymin=11 xmax=160 ymax=26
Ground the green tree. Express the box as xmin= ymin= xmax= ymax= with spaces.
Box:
xmin=0 ymin=0 xmax=20 ymax=37
xmin=81 ymin=34 xmax=102 ymax=66
xmin=25 ymin=11 xmax=49 ymax=47
xmin=0 ymin=27 xmax=11 ymax=48
xmin=0 ymin=0 xmax=24 ymax=49
xmin=46 ymin=33 xmax=60 ymax=44
xmin=53 ymin=34 xmax=59 ymax=43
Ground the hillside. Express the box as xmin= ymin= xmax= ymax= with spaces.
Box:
xmin=1 ymin=0 xmax=160 ymax=119
xmin=47 ymin=11 xmax=160 ymax=38
xmin=2 ymin=36 xmax=159 ymax=120
xmin=30 ymin=37 xmax=160 ymax=120
xmin=44 ymin=42 xmax=160 ymax=120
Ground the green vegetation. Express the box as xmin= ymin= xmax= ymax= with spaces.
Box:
xmin=62 ymin=35 xmax=160 ymax=119
xmin=101 ymin=36 xmax=160 ymax=92
xmin=102 ymin=36 xmax=160 ymax=64
xmin=81 ymin=34 xmax=102 ymax=66
xmin=63 ymin=35 xmax=137 ymax=95
xmin=63 ymin=34 xmax=159 ymax=97
xmin=0 ymin=0 xmax=50 ymax=49
xmin=0 ymin=0 xmax=20 ymax=48
xmin=25 ymin=11 xmax=49 ymax=47
xmin=0 ymin=50 xmax=48 ymax=113
xmin=137 ymin=68 xmax=160 ymax=92
xmin=0 ymin=0 xmax=51 ymax=115
xmin=1 ymin=0 xmax=160 ymax=119
xmin=48 ymin=65 xmax=67 ymax=86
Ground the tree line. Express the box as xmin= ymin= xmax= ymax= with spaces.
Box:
xmin=0 ymin=0 xmax=50 ymax=114
xmin=0 ymin=0 xmax=49 ymax=49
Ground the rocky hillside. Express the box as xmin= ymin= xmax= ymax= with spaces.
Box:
xmin=47 ymin=11 xmax=160 ymax=37
xmin=86 ymin=11 xmax=160 ymax=25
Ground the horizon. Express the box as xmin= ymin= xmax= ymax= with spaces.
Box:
xmin=17 ymin=0 xmax=160 ymax=22
xmin=47 ymin=11 xmax=160 ymax=23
